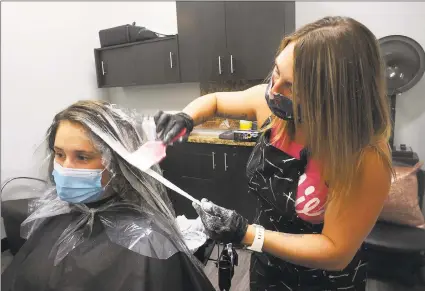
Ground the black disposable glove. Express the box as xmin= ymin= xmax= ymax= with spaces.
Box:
xmin=154 ymin=111 xmax=194 ymax=144
xmin=193 ymin=198 xmax=249 ymax=244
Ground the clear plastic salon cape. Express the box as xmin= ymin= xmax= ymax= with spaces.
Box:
xmin=2 ymin=187 xmax=215 ymax=291
xmin=1 ymin=101 xmax=214 ymax=291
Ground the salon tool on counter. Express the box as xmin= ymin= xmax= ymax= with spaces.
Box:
xmin=219 ymin=130 xmax=260 ymax=142
xmin=239 ymin=120 xmax=253 ymax=130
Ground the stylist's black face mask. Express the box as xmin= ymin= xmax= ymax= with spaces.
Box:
xmin=265 ymin=79 xmax=301 ymax=122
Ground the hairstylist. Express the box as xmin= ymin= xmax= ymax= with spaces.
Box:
xmin=155 ymin=16 xmax=392 ymax=291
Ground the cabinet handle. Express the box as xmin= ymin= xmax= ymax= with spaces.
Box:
xmin=218 ymin=56 xmax=222 ymax=75
xmin=101 ymin=61 xmax=106 ymax=75
xmin=224 ymin=153 xmax=228 ymax=171
xmin=169 ymin=52 xmax=174 ymax=68
xmin=212 ymin=152 xmax=216 ymax=169
xmin=230 ymin=55 xmax=234 ymax=74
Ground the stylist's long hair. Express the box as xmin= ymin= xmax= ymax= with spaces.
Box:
xmin=272 ymin=16 xmax=392 ymax=202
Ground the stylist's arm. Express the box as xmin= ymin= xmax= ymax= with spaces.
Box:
xmin=154 ymin=85 xmax=267 ymax=144
xmin=193 ymin=157 xmax=390 ymax=272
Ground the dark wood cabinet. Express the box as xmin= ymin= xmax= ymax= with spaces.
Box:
xmin=214 ymin=145 xmax=257 ymax=222
xmin=161 ymin=143 xmax=219 ymax=219
xmin=161 ymin=142 xmax=257 ymax=222
xmin=95 ymin=45 xmax=138 ymax=87
xmin=133 ymin=37 xmax=180 ymax=86
xmin=176 ymin=1 xmax=295 ymax=82
xmin=94 ymin=2 xmax=295 ymax=86
xmin=225 ymin=1 xmax=294 ymax=80
xmin=177 ymin=1 xmax=228 ymax=82
xmin=94 ymin=36 xmax=180 ymax=88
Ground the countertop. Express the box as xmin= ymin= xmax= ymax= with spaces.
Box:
xmin=187 ymin=135 xmax=256 ymax=147
xmin=142 ymin=117 xmax=257 ymax=146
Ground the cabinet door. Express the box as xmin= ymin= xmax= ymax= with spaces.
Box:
xmin=215 ymin=145 xmax=258 ymax=222
xmin=133 ymin=38 xmax=180 ymax=85
xmin=162 ymin=143 xmax=218 ymax=179
xmin=96 ymin=45 xmax=139 ymax=87
xmin=162 ymin=166 xmax=217 ymax=219
xmin=95 ymin=37 xmax=180 ymax=88
xmin=161 ymin=143 xmax=220 ymax=218
xmin=176 ymin=1 xmax=228 ymax=82
xmin=161 ymin=143 xmax=257 ymax=221
xmin=168 ymin=176 xmax=218 ymax=219
xmin=225 ymin=1 xmax=293 ymax=81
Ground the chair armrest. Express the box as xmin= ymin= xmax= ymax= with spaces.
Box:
xmin=365 ymin=221 xmax=425 ymax=252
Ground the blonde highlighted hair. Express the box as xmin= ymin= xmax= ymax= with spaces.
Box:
xmin=270 ymin=16 xmax=393 ymax=202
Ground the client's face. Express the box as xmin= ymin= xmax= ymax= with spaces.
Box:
xmin=53 ymin=120 xmax=110 ymax=186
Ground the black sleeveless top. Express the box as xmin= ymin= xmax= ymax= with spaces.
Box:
xmin=246 ymin=119 xmax=368 ymax=291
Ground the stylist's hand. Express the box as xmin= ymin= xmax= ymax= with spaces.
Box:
xmin=193 ymin=198 xmax=248 ymax=244
xmin=154 ymin=111 xmax=194 ymax=144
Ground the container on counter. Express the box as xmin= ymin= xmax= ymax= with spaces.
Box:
xmin=239 ymin=120 xmax=253 ymax=130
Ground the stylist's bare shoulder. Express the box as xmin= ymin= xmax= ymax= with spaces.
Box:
xmin=215 ymin=83 xmax=271 ymax=125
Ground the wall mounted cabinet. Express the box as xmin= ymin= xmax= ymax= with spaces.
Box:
xmin=94 ymin=36 xmax=180 ymax=88
xmin=93 ymin=2 xmax=295 ymax=87
xmin=177 ymin=1 xmax=295 ymax=82
xmin=176 ymin=1 xmax=228 ymax=82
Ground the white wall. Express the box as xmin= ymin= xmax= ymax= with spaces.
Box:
xmin=107 ymin=83 xmax=201 ymax=116
xmin=296 ymin=2 xmax=425 ymax=163
xmin=1 ymin=2 xmax=188 ymax=182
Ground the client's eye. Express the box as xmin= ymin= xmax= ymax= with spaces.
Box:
xmin=77 ymin=155 xmax=90 ymax=162
xmin=54 ymin=152 xmax=64 ymax=159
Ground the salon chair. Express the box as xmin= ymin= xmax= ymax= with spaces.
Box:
xmin=364 ymin=159 xmax=425 ymax=287
xmin=1 ymin=177 xmax=46 ymax=255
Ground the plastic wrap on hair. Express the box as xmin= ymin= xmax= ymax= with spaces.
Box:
xmin=117 ymin=159 xmax=175 ymax=218
xmin=84 ymin=111 xmax=176 ymax=220
xmin=92 ymin=103 xmax=179 ymax=223
xmin=79 ymin=105 xmax=176 ymax=218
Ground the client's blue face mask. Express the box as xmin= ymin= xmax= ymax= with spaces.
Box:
xmin=52 ymin=161 xmax=105 ymax=204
